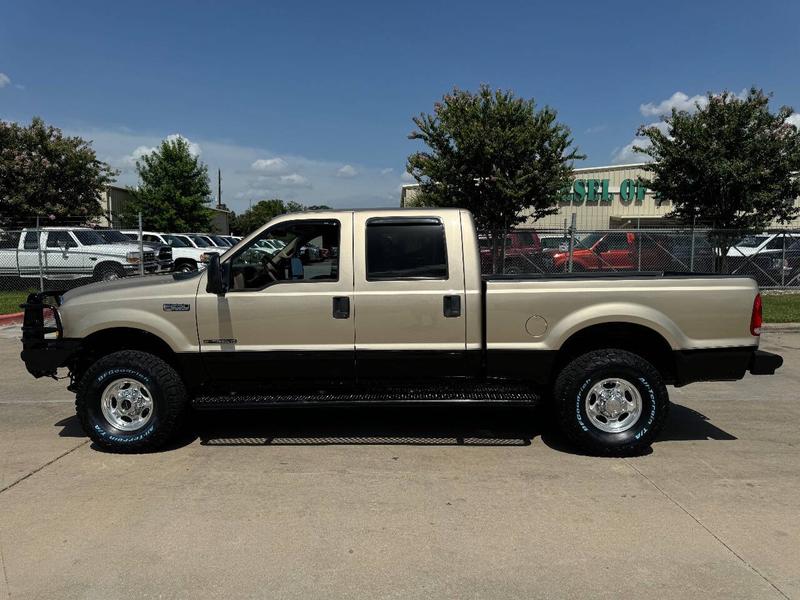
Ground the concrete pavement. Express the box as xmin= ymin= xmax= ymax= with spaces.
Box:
xmin=0 ymin=325 xmax=798 ymax=599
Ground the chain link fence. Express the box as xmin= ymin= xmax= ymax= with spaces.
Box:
xmin=3 ymin=221 xmax=800 ymax=316
xmin=479 ymin=228 xmax=800 ymax=289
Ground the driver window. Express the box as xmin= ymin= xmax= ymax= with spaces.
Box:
xmin=229 ymin=220 xmax=340 ymax=291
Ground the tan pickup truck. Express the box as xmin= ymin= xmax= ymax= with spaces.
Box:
xmin=20 ymin=208 xmax=782 ymax=455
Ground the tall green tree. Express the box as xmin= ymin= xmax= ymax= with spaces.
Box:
xmin=124 ymin=136 xmax=212 ymax=231
xmin=636 ymin=88 xmax=800 ymax=267
xmin=0 ymin=117 xmax=117 ymax=227
xmin=407 ymin=85 xmax=584 ymax=272
xmin=231 ymin=200 xmax=330 ymax=234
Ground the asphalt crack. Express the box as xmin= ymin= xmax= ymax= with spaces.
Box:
xmin=624 ymin=458 xmax=790 ymax=600
xmin=0 ymin=440 xmax=88 ymax=496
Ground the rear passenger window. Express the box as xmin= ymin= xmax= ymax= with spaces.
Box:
xmin=366 ymin=218 xmax=448 ymax=280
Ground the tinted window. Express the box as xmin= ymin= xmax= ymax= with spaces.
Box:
xmin=46 ymin=231 xmax=76 ymax=248
xmin=73 ymin=230 xmax=105 ymax=245
xmin=163 ymin=234 xmax=189 ymax=247
xmin=24 ymin=232 xmax=39 ymax=250
xmin=602 ymin=233 xmax=631 ymax=251
xmin=189 ymin=235 xmax=210 ymax=247
xmin=366 ymin=219 xmax=447 ymax=280
xmin=98 ymin=230 xmax=129 ymax=243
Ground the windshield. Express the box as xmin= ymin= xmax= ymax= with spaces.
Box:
xmin=163 ymin=234 xmax=190 ymax=247
xmin=574 ymin=232 xmax=605 ymax=250
xmin=98 ymin=230 xmax=130 ymax=243
xmin=736 ymin=235 xmax=769 ymax=248
xmin=211 ymin=236 xmax=231 ymax=246
xmin=188 ymin=235 xmax=211 ymax=247
xmin=73 ymin=230 xmax=106 ymax=245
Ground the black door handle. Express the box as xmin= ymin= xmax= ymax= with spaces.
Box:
xmin=332 ymin=296 xmax=350 ymax=319
xmin=443 ymin=295 xmax=461 ymax=318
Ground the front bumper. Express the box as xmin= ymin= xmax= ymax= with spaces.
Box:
xmin=19 ymin=291 xmax=81 ymax=378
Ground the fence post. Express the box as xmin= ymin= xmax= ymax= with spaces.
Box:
xmin=689 ymin=219 xmax=696 ymax=272
xmin=636 ymin=217 xmax=642 ymax=272
xmin=781 ymin=231 xmax=787 ymax=287
xmin=36 ymin=216 xmax=44 ymax=293
xmin=567 ymin=213 xmax=576 ymax=273
xmin=138 ymin=212 xmax=144 ymax=276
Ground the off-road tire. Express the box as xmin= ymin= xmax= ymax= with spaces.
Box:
xmin=553 ymin=349 xmax=669 ymax=456
xmin=75 ymin=350 xmax=187 ymax=452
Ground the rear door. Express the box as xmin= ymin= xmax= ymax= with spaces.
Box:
xmin=353 ymin=213 xmax=467 ymax=381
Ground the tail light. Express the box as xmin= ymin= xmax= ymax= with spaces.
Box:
xmin=750 ymin=293 xmax=763 ymax=336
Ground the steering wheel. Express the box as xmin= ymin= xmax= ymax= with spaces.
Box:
xmin=261 ymin=238 xmax=299 ymax=281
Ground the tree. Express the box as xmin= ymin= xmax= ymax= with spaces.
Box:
xmin=0 ymin=117 xmax=117 ymax=227
xmin=407 ymin=85 xmax=584 ymax=272
xmin=123 ymin=136 xmax=212 ymax=231
xmin=231 ymin=200 xmax=330 ymax=234
xmin=636 ymin=88 xmax=800 ymax=268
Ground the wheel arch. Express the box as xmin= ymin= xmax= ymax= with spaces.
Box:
xmin=556 ymin=322 xmax=676 ymax=383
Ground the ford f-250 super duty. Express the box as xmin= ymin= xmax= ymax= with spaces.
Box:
xmin=20 ymin=209 xmax=783 ymax=455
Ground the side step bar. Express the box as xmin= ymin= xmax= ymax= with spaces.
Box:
xmin=192 ymin=384 xmax=540 ymax=409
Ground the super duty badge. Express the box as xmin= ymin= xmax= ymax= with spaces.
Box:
xmin=163 ymin=303 xmax=191 ymax=312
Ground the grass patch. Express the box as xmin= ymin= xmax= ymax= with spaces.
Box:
xmin=762 ymin=293 xmax=800 ymax=323
xmin=0 ymin=290 xmax=30 ymax=315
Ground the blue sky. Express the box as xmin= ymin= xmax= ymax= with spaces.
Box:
xmin=2 ymin=0 xmax=799 ymax=212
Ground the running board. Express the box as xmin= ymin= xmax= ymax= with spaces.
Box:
xmin=192 ymin=384 xmax=540 ymax=409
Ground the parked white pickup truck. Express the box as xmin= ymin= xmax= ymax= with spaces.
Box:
xmin=0 ymin=227 xmax=157 ymax=281
xmin=121 ymin=230 xmax=210 ymax=273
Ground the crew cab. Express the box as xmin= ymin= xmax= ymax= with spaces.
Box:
xmin=20 ymin=209 xmax=782 ymax=456
xmin=0 ymin=227 xmax=157 ymax=281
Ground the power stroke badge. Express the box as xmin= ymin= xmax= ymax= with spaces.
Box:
xmin=162 ymin=303 xmax=191 ymax=312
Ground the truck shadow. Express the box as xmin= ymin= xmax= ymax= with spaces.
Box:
xmin=54 ymin=402 xmax=737 ymax=454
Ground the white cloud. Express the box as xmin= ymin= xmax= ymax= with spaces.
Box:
xmin=786 ymin=113 xmax=800 ymax=129
xmin=251 ymin=157 xmax=288 ymax=173
xmin=63 ymin=126 xmax=398 ymax=211
xmin=380 ymin=167 xmax=394 ymax=175
xmin=401 ymin=171 xmax=415 ymax=183
xmin=122 ymin=133 xmax=200 ymax=166
xmin=0 ymin=73 xmax=10 ymax=88
xmin=640 ymin=92 xmax=708 ymax=117
xmin=337 ymin=164 xmax=358 ymax=178
xmin=278 ymin=173 xmax=311 ymax=187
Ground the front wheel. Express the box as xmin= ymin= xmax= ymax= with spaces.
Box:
xmin=553 ymin=349 xmax=669 ymax=456
xmin=75 ymin=350 xmax=187 ymax=452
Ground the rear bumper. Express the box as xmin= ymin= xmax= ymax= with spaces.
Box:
xmin=673 ymin=347 xmax=783 ymax=386
xmin=748 ymin=350 xmax=783 ymax=375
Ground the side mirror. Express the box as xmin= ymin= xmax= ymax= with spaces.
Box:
xmin=205 ymin=253 xmax=229 ymax=296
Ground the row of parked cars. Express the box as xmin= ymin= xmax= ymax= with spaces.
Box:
xmin=0 ymin=227 xmax=242 ymax=282
xmin=480 ymin=230 xmax=800 ymax=286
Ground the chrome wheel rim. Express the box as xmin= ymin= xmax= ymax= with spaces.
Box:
xmin=100 ymin=378 xmax=154 ymax=431
xmin=584 ymin=378 xmax=642 ymax=433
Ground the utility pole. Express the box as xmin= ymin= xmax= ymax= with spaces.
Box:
xmin=217 ymin=169 xmax=222 ymax=208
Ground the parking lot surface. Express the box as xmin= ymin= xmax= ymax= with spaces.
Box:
xmin=0 ymin=325 xmax=798 ymax=599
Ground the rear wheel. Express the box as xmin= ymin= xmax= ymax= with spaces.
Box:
xmin=553 ymin=349 xmax=669 ymax=456
xmin=75 ymin=350 xmax=187 ymax=452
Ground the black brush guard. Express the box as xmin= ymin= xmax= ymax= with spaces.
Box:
xmin=19 ymin=291 xmax=81 ymax=378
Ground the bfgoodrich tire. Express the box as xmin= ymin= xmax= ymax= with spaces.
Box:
xmin=75 ymin=350 xmax=187 ymax=452
xmin=553 ymin=349 xmax=669 ymax=456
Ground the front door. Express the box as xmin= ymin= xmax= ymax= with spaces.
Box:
xmin=352 ymin=213 xmax=468 ymax=381
xmin=195 ymin=214 xmax=355 ymax=389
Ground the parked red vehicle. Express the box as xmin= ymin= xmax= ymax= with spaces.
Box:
xmin=478 ymin=231 xmax=542 ymax=273
xmin=551 ymin=231 xmax=714 ymax=272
